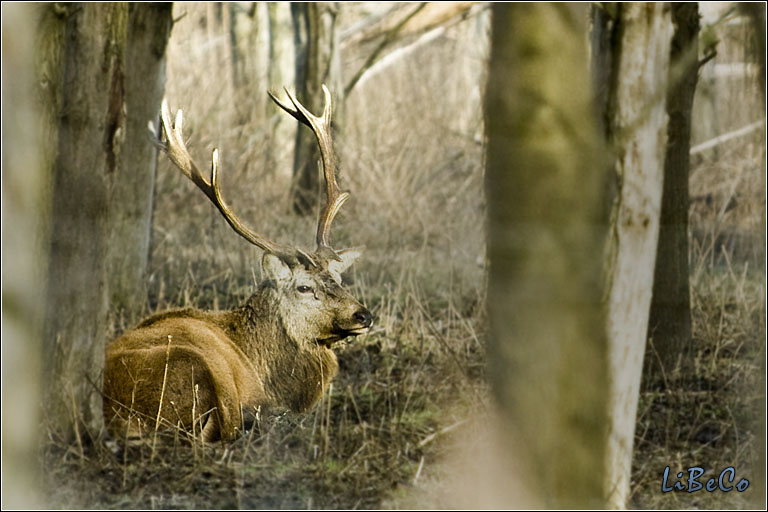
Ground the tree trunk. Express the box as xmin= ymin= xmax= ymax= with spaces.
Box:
xmin=602 ymin=3 xmax=673 ymax=508
xmin=485 ymin=4 xmax=608 ymax=508
xmin=266 ymin=1 xmax=297 ymax=185
xmin=740 ymin=5 xmax=766 ymax=507
xmin=2 ymin=3 xmax=48 ymax=507
xmin=645 ymin=2 xmax=699 ymax=377
xmin=108 ymin=3 xmax=173 ymax=316
xmin=228 ymin=2 xmax=269 ymax=126
xmin=228 ymin=2 xmax=259 ymax=88
xmin=741 ymin=2 xmax=766 ymax=101
xmin=290 ymin=2 xmax=341 ymax=215
xmin=39 ymin=2 xmax=172 ymax=443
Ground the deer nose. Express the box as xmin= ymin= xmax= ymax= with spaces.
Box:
xmin=353 ymin=308 xmax=373 ymax=328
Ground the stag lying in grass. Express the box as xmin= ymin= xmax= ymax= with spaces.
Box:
xmin=103 ymin=85 xmax=372 ymax=442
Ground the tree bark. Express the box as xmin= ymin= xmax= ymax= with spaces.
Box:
xmin=290 ymin=2 xmax=341 ymax=215
xmin=108 ymin=3 xmax=173 ymax=316
xmin=39 ymin=2 xmax=172 ymax=443
xmin=646 ymin=2 xmax=699 ymax=377
xmin=485 ymin=4 xmax=608 ymax=508
xmin=601 ymin=3 xmax=672 ymax=508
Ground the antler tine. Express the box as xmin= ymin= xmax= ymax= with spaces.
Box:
xmin=158 ymin=100 xmax=293 ymax=259
xmin=268 ymin=85 xmax=350 ymax=253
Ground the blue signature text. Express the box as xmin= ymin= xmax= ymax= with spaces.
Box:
xmin=661 ymin=466 xmax=749 ymax=493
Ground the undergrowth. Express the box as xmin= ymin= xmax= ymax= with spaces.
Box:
xmin=630 ymin=140 xmax=765 ymax=509
xmin=40 ymin=3 xmax=764 ymax=509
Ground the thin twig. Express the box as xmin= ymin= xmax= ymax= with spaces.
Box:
xmin=417 ymin=418 xmax=468 ymax=448
xmin=412 ymin=455 xmax=425 ymax=485
xmin=690 ymin=120 xmax=765 ymax=155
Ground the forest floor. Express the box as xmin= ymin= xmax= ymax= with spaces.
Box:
xmin=42 ymin=253 xmax=764 ymax=509
xmin=43 ymin=259 xmax=489 ymax=509
xmin=42 ymin=147 xmax=765 ymax=510
xmin=41 ymin=19 xmax=765 ymax=503
xmin=629 ymin=143 xmax=766 ymax=510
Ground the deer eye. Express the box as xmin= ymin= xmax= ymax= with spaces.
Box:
xmin=297 ymin=285 xmax=313 ymax=294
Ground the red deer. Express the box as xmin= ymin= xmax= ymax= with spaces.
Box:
xmin=103 ymin=85 xmax=372 ymax=442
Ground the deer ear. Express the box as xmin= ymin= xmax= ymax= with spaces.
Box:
xmin=262 ymin=253 xmax=293 ymax=283
xmin=327 ymin=248 xmax=363 ymax=280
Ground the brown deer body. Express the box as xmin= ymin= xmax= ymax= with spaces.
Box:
xmin=103 ymin=86 xmax=371 ymax=442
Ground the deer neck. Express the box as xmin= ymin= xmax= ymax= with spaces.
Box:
xmin=235 ymin=284 xmax=338 ymax=412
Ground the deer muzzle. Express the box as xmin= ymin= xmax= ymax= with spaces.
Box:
xmin=326 ymin=307 xmax=373 ymax=345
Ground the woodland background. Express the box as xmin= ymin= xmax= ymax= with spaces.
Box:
xmin=2 ymin=2 xmax=766 ymax=509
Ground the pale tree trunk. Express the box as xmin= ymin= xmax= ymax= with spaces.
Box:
xmin=646 ymin=2 xmax=699 ymax=377
xmin=602 ymin=3 xmax=673 ymax=508
xmin=205 ymin=3 xmax=233 ymax=103
xmin=291 ymin=2 xmax=342 ymax=215
xmin=1 ymin=4 xmax=48 ymax=507
xmin=485 ymin=4 xmax=608 ymax=508
xmin=39 ymin=2 xmax=172 ymax=443
xmin=228 ymin=2 xmax=260 ymax=89
xmin=228 ymin=2 xmax=269 ymax=125
xmin=266 ymin=1 xmax=297 ymax=186
xmin=227 ymin=2 xmax=295 ymax=185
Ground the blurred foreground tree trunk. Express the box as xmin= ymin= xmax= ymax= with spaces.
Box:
xmin=290 ymin=2 xmax=341 ymax=215
xmin=38 ymin=2 xmax=172 ymax=443
xmin=598 ymin=3 xmax=673 ymax=508
xmin=2 ymin=4 xmax=48 ymax=507
xmin=485 ymin=4 xmax=608 ymax=508
xmin=646 ymin=2 xmax=700 ymax=377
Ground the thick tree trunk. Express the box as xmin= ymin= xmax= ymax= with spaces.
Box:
xmin=602 ymin=3 xmax=672 ymax=508
xmin=42 ymin=2 xmax=125 ymax=442
xmin=485 ymin=4 xmax=608 ymax=508
xmin=39 ymin=2 xmax=172 ymax=443
xmin=2 ymin=4 xmax=48 ymax=507
xmin=291 ymin=2 xmax=341 ymax=215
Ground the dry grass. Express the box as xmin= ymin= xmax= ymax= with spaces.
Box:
xmin=43 ymin=4 xmax=491 ymax=509
xmin=41 ymin=3 xmax=765 ymax=509
xmin=630 ymin=134 xmax=765 ymax=509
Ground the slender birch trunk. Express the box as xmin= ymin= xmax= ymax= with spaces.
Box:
xmin=602 ymin=3 xmax=673 ymax=508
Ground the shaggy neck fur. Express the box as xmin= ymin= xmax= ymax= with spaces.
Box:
xmin=228 ymin=283 xmax=339 ymax=413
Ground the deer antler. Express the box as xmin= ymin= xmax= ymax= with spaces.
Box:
xmin=268 ymin=85 xmax=350 ymax=253
xmin=152 ymin=100 xmax=295 ymax=260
